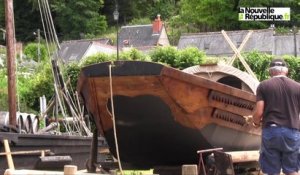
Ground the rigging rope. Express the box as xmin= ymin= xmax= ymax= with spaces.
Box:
xmin=44 ymin=0 xmax=60 ymax=50
xmin=109 ymin=63 xmax=123 ymax=175
xmin=37 ymin=0 xmax=91 ymax=136
xmin=37 ymin=0 xmax=51 ymax=57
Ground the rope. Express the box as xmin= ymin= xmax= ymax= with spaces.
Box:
xmin=109 ymin=63 xmax=123 ymax=175
xmin=38 ymin=0 xmax=51 ymax=56
xmin=53 ymin=83 xmax=71 ymax=135
xmin=44 ymin=0 xmax=60 ymax=49
xmin=37 ymin=0 xmax=92 ymax=136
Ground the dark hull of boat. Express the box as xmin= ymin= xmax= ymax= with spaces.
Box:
xmin=77 ymin=61 xmax=261 ymax=169
xmin=0 ymin=132 xmax=107 ymax=173
xmin=103 ymin=95 xmax=260 ymax=168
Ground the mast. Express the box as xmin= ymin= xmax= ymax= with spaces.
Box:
xmin=5 ymin=0 xmax=17 ymax=126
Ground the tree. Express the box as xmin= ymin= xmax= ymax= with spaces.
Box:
xmin=179 ymin=0 xmax=299 ymax=32
xmin=142 ymin=0 xmax=180 ymax=20
xmin=0 ymin=1 xmax=4 ymax=45
xmin=0 ymin=0 xmax=4 ymax=29
xmin=13 ymin=0 xmax=43 ymax=42
xmin=51 ymin=0 xmax=107 ymax=40
xmin=180 ymin=0 xmax=238 ymax=32
xmin=102 ymin=0 xmax=179 ymax=25
xmin=289 ymin=0 xmax=300 ymax=27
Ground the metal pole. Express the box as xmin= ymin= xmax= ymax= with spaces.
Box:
xmin=293 ymin=26 xmax=297 ymax=57
xmin=116 ymin=23 xmax=119 ymax=60
xmin=38 ymin=28 xmax=41 ymax=62
xmin=5 ymin=0 xmax=17 ymax=126
xmin=113 ymin=4 xmax=119 ymax=61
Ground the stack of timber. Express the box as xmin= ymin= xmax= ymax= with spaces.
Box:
xmin=77 ymin=61 xmax=261 ymax=169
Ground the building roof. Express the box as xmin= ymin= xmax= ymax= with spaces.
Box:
xmin=118 ymin=15 xmax=167 ymax=51
xmin=118 ymin=25 xmax=162 ymax=49
xmin=177 ymin=29 xmax=274 ymax=56
xmin=58 ymin=40 xmax=91 ymax=62
xmin=57 ymin=38 xmax=113 ymax=63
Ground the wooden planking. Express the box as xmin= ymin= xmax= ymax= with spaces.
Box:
xmin=91 ymin=76 xmax=163 ymax=96
xmin=91 ymin=79 xmax=112 ymax=133
xmin=160 ymin=76 xmax=210 ymax=113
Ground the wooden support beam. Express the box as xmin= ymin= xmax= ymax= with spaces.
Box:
xmin=0 ymin=149 xmax=51 ymax=156
xmin=3 ymin=139 xmax=14 ymax=170
xmin=226 ymin=150 xmax=259 ymax=163
xmin=197 ymin=147 xmax=223 ymax=154
xmin=221 ymin=30 xmax=258 ymax=81
xmin=228 ymin=31 xmax=253 ymax=65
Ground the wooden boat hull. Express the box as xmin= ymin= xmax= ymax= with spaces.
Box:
xmin=77 ymin=61 xmax=261 ymax=169
xmin=0 ymin=132 xmax=108 ymax=173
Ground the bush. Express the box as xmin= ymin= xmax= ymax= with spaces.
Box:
xmin=150 ymin=46 xmax=178 ymax=67
xmin=24 ymin=43 xmax=48 ymax=62
xmin=282 ymin=55 xmax=300 ymax=81
xmin=0 ymin=69 xmax=8 ymax=110
xmin=63 ymin=63 xmax=81 ymax=92
xmin=20 ymin=63 xmax=54 ymax=111
xmin=150 ymin=46 xmax=206 ymax=69
xmin=80 ymin=53 xmax=112 ymax=66
xmin=233 ymin=51 xmax=300 ymax=82
xmin=175 ymin=47 xmax=206 ymax=69
xmin=234 ymin=50 xmax=273 ymax=81
xmin=120 ymin=48 xmax=151 ymax=61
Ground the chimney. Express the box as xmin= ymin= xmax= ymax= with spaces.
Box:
xmin=152 ymin=14 xmax=163 ymax=34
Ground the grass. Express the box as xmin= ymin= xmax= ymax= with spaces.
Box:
xmin=114 ymin=169 xmax=154 ymax=175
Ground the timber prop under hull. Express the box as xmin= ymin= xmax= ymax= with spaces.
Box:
xmin=77 ymin=61 xmax=261 ymax=169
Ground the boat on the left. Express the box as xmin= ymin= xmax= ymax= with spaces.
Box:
xmin=0 ymin=129 xmax=108 ymax=173
xmin=0 ymin=111 xmax=109 ymax=174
